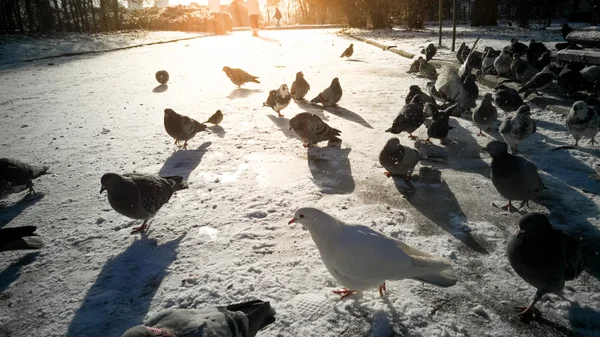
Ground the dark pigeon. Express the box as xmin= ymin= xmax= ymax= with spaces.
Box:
xmin=0 ymin=158 xmax=49 ymax=196
xmin=0 ymin=226 xmax=44 ymax=252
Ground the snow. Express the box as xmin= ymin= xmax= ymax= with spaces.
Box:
xmin=1 ymin=26 xmax=600 ymax=337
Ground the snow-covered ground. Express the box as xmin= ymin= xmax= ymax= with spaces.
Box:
xmin=1 ymin=27 xmax=600 ymax=337
xmin=0 ymin=30 xmax=207 ymax=66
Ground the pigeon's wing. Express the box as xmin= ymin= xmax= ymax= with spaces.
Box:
xmin=499 ymin=117 xmax=512 ymax=135
xmin=265 ymin=90 xmax=277 ymax=108
xmin=0 ymin=158 xmax=35 ymax=185
xmin=126 ymin=174 xmax=174 ymax=214
xmin=290 ymin=81 xmax=297 ymax=96
xmin=319 ymin=86 xmax=333 ymax=101
xmin=308 ymin=114 xmax=340 ymax=142
xmin=523 ymin=71 xmax=553 ymax=90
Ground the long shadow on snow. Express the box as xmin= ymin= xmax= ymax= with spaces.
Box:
xmin=307 ymin=147 xmax=355 ymax=194
xmin=568 ymin=303 xmax=600 ymax=336
xmin=0 ymin=194 xmax=44 ymax=229
xmin=152 ymin=84 xmax=168 ymax=93
xmin=267 ymin=115 xmax=297 ymax=139
xmin=208 ymin=125 xmax=226 ymax=138
xmin=534 ymin=174 xmax=600 ymax=282
xmin=0 ymin=252 xmax=40 ymax=293
xmin=159 ymin=142 xmax=211 ymax=181
xmin=294 ymin=100 xmax=329 ymax=120
xmin=401 ymin=169 xmax=488 ymax=254
xmin=227 ymin=88 xmax=261 ymax=100
xmin=324 ymin=106 xmax=374 ymax=129
xmin=65 ymin=235 xmax=184 ymax=337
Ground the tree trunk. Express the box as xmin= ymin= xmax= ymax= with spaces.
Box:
xmin=2 ymin=0 xmax=16 ymax=32
xmin=69 ymin=0 xmax=81 ymax=31
xmin=79 ymin=0 xmax=90 ymax=31
xmin=407 ymin=0 xmax=425 ymax=29
xmin=24 ymin=0 xmax=36 ymax=31
xmin=368 ymin=0 xmax=390 ymax=28
xmin=61 ymin=0 xmax=72 ymax=30
xmin=112 ymin=0 xmax=118 ymax=30
xmin=52 ymin=0 xmax=63 ymax=30
xmin=14 ymin=0 xmax=25 ymax=31
xmin=99 ymin=0 xmax=107 ymax=30
xmin=88 ymin=0 xmax=96 ymax=31
xmin=471 ymin=0 xmax=498 ymax=26
xmin=515 ymin=1 xmax=529 ymax=27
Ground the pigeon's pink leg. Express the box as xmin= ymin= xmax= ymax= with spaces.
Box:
xmin=408 ymin=133 xmax=418 ymax=140
xmin=495 ymin=200 xmax=516 ymax=212
xmin=174 ymin=139 xmax=179 ymax=145
xmin=383 ymin=172 xmax=392 ymax=178
xmin=333 ymin=288 xmax=357 ymax=299
xmin=131 ymin=220 xmax=148 ymax=234
xmin=477 ymin=129 xmax=485 ymax=137
xmin=378 ymin=282 xmax=387 ymax=296
xmin=182 ymin=141 xmax=188 ymax=150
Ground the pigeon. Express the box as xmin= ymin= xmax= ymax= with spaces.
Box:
xmin=458 ymin=38 xmax=481 ymax=77
xmin=164 ymin=108 xmax=207 ymax=149
xmin=289 ymin=112 xmax=341 ymax=147
xmin=562 ymin=23 xmax=573 ymax=40
xmin=499 ymin=105 xmax=537 ymax=153
xmin=418 ymin=58 xmax=437 ymax=79
xmin=483 ymin=141 xmax=545 ymax=212
xmin=527 ymin=40 xmax=551 ymax=65
xmin=436 ymin=66 xmax=471 ymax=113
xmin=155 ymin=70 xmax=169 ymax=85
xmin=421 ymin=43 xmax=437 ymax=61
xmin=311 ymin=77 xmax=343 ymax=107
xmin=386 ymin=94 xmax=425 ymax=139
xmin=518 ymin=65 xmax=555 ymax=99
xmin=203 ymin=110 xmax=223 ymax=125
xmin=494 ymin=46 xmax=512 ymax=77
xmin=581 ymin=65 xmax=600 ymax=83
xmin=379 ymin=138 xmax=422 ymax=182
xmin=340 ymin=43 xmax=354 ymax=59
xmin=424 ymin=103 xmax=456 ymax=143
xmin=472 ymin=93 xmax=498 ymax=136
xmin=426 ymin=81 xmax=445 ymax=104
xmin=494 ymin=84 xmax=524 ymax=112
xmin=511 ymin=53 xmax=529 ymax=83
xmin=121 ymin=300 xmax=276 ymax=337
xmin=507 ymin=213 xmax=594 ymax=323
xmin=529 ymin=51 xmax=551 ymax=71
xmin=290 ymin=71 xmax=310 ymax=100
xmin=555 ymin=41 xmax=583 ymax=51
xmin=456 ymin=42 xmax=469 ymax=64
xmin=482 ymin=47 xmax=500 ymax=75
xmin=100 ymin=173 xmax=188 ymax=234
xmin=557 ymin=66 xmax=592 ymax=95
xmin=0 ymin=226 xmax=44 ymax=252
xmin=509 ymin=38 xmax=528 ymax=56
xmin=463 ymin=73 xmax=479 ymax=110
xmin=405 ymin=85 xmax=436 ymax=107
xmin=0 ymin=158 xmax=49 ymax=196
xmin=566 ymin=101 xmax=600 ymax=146
xmin=407 ymin=57 xmax=422 ymax=74
xmin=222 ymin=66 xmax=260 ymax=88
xmin=288 ymin=207 xmax=457 ymax=299
xmin=263 ymin=84 xmax=291 ymax=117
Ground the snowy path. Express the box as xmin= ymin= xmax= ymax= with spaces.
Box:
xmin=1 ymin=29 xmax=600 ymax=337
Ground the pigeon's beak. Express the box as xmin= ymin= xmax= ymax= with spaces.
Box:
xmin=288 ymin=218 xmax=296 ymax=225
xmin=100 ymin=186 xmax=106 ymax=194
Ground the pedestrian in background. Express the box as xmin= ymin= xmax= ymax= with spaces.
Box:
xmin=274 ymin=8 xmax=282 ymax=29
xmin=248 ymin=0 xmax=260 ymax=37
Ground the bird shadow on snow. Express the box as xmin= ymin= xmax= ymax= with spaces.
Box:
xmin=324 ymin=106 xmax=374 ymax=129
xmin=0 ymin=194 xmax=44 ymax=229
xmin=159 ymin=142 xmax=211 ymax=181
xmin=346 ymin=59 xmax=369 ymax=63
xmin=255 ymin=35 xmax=280 ymax=44
xmin=307 ymin=147 xmax=355 ymax=194
xmin=568 ymin=302 xmax=600 ymax=336
xmin=0 ymin=252 xmax=40 ymax=293
xmin=208 ymin=125 xmax=226 ymax=138
xmin=401 ymin=168 xmax=489 ymax=254
xmin=227 ymin=88 xmax=261 ymax=100
xmin=152 ymin=84 xmax=168 ymax=93
xmin=266 ymin=115 xmax=296 ymax=139
xmin=294 ymin=100 xmax=329 ymax=120
xmin=65 ymin=235 xmax=184 ymax=337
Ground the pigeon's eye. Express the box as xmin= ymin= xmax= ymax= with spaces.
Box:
xmin=299 ymin=214 xmax=305 ymax=218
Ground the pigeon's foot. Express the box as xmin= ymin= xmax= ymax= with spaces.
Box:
xmin=477 ymin=130 xmax=485 ymax=137
xmin=182 ymin=141 xmax=189 ymax=150
xmin=27 ymin=187 xmax=37 ymax=195
xmin=424 ymin=137 xmax=433 ymax=144
xmin=408 ymin=134 xmax=418 ymax=140
xmin=378 ymin=282 xmax=387 ymax=296
xmin=131 ymin=221 xmax=149 ymax=234
xmin=514 ymin=306 xmax=541 ymax=324
xmin=174 ymin=139 xmax=179 ymax=145
xmin=302 ymin=143 xmax=312 ymax=148
xmin=333 ymin=288 xmax=357 ymax=299
xmin=277 ymin=112 xmax=284 ymax=117
xmin=589 ymin=138 xmax=597 ymax=145
xmin=518 ymin=200 xmax=530 ymax=209
xmin=384 ymin=171 xmax=392 ymax=178
xmin=494 ymin=201 xmax=517 ymax=212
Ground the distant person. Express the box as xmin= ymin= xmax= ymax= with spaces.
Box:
xmin=248 ymin=0 xmax=260 ymax=37
xmin=274 ymin=8 xmax=282 ymax=28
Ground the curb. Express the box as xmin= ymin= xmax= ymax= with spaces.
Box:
xmin=233 ymin=24 xmax=346 ymax=31
xmin=18 ymin=33 xmax=213 ymax=64
xmin=342 ymin=33 xmax=415 ymax=59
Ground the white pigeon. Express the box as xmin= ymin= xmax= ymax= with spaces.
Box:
xmin=289 ymin=207 xmax=457 ymax=299
xmin=263 ymin=84 xmax=291 ymax=117
xmin=499 ymin=104 xmax=537 ymax=153
xmin=566 ymin=101 xmax=599 ymax=146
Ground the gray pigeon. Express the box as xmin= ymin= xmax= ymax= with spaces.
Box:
xmin=311 ymin=77 xmax=342 ymax=107
xmin=405 ymin=85 xmax=436 ymax=107
xmin=494 ymin=46 xmax=512 ymax=77
xmin=472 ymin=93 xmax=498 ymax=136
xmin=518 ymin=65 xmax=555 ymax=99
xmin=424 ymin=103 xmax=456 ymax=143
xmin=418 ymin=58 xmax=437 ymax=79
xmin=507 ymin=213 xmax=594 ymax=323
xmin=289 ymin=112 xmax=341 ymax=147
xmin=263 ymin=84 xmax=291 ymax=117
xmin=494 ymin=84 xmax=524 ymax=113
xmin=164 ymin=109 xmax=207 ymax=149
xmin=121 ymin=300 xmax=276 ymax=337
xmin=386 ymin=95 xmax=425 ymax=139
xmin=421 ymin=43 xmax=437 ymax=61
xmin=463 ymin=74 xmax=479 ymax=110
xmin=482 ymin=47 xmax=500 ymax=75
xmin=436 ymin=66 xmax=470 ymax=113
xmin=155 ymin=70 xmax=169 ymax=85
xmin=222 ymin=66 xmax=260 ymax=88
xmin=0 ymin=158 xmax=49 ymax=196
xmin=483 ymin=141 xmax=544 ymax=212
xmin=566 ymin=101 xmax=600 ymax=146
xmin=379 ymin=138 xmax=422 ymax=181
xmin=426 ymin=81 xmax=445 ymax=104
xmin=500 ymin=105 xmax=537 ymax=153
xmin=407 ymin=57 xmax=422 ymax=74
xmin=509 ymin=38 xmax=528 ymax=56
xmin=290 ymin=71 xmax=310 ymax=100
xmin=511 ymin=53 xmax=529 ymax=83
xmin=340 ymin=43 xmax=354 ymax=59
xmin=0 ymin=226 xmax=44 ymax=252
xmin=100 ymin=173 xmax=188 ymax=234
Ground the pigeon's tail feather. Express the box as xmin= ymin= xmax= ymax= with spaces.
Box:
xmin=162 ymin=176 xmax=189 ymax=191
xmin=250 ymin=77 xmax=260 ymax=84
xmin=226 ymin=300 xmax=276 ymax=337
xmin=411 ymin=269 xmax=457 ymax=287
xmin=311 ymin=94 xmax=324 ymax=104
